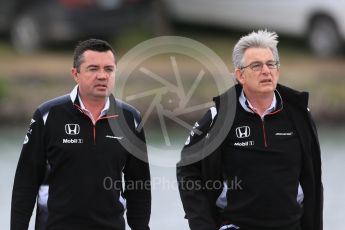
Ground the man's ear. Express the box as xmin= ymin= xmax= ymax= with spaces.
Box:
xmin=235 ymin=68 xmax=245 ymax=85
xmin=71 ymin=68 xmax=79 ymax=83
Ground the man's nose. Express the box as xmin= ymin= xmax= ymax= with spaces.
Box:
xmin=97 ymin=70 xmax=109 ymax=79
xmin=261 ymin=63 xmax=271 ymax=73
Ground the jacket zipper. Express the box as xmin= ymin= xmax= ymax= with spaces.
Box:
xmin=73 ymin=103 xmax=118 ymax=144
xmin=261 ymin=118 xmax=268 ymax=148
xmin=249 ymin=109 xmax=269 ymax=148
xmin=92 ymin=116 xmax=118 ymax=144
xmin=92 ymin=125 xmax=96 ymax=144
xmin=260 ymin=108 xmax=283 ymax=148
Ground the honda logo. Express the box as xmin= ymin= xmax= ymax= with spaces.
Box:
xmin=65 ymin=124 xmax=80 ymax=135
xmin=236 ymin=126 xmax=250 ymax=138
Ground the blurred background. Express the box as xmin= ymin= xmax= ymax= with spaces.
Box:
xmin=0 ymin=0 xmax=344 ymax=229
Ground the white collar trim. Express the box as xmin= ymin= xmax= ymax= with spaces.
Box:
xmin=239 ymin=89 xmax=277 ymax=118
xmin=70 ymin=85 xmax=110 ymax=124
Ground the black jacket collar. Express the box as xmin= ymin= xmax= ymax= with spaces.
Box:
xmin=213 ymin=83 xmax=309 ymax=113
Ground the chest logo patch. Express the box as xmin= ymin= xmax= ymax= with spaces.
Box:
xmin=65 ymin=124 xmax=80 ymax=135
xmin=235 ymin=126 xmax=250 ymax=138
xmin=106 ymin=135 xmax=124 ymax=140
xmin=275 ymin=132 xmax=293 ymax=136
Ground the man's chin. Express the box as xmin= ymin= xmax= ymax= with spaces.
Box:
xmin=93 ymin=92 xmax=110 ymax=100
xmin=261 ymin=83 xmax=276 ymax=90
xmin=259 ymin=86 xmax=276 ymax=94
xmin=94 ymin=89 xmax=110 ymax=95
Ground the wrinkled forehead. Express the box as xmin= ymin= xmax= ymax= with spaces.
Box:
xmin=243 ymin=47 xmax=274 ymax=63
xmin=80 ymin=50 xmax=116 ymax=66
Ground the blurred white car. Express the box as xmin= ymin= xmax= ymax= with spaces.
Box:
xmin=163 ymin=0 xmax=345 ymax=56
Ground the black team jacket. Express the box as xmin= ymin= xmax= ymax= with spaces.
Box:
xmin=11 ymin=86 xmax=151 ymax=230
xmin=177 ymin=84 xmax=323 ymax=230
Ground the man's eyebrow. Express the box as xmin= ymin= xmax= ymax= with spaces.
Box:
xmin=85 ymin=64 xmax=115 ymax=69
xmin=104 ymin=65 xmax=115 ymax=69
xmin=86 ymin=64 xmax=99 ymax=69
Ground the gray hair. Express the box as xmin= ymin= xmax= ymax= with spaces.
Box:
xmin=232 ymin=29 xmax=280 ymax=69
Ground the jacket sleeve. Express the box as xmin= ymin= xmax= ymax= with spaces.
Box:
xmin=123 ymin=114 xmax=151 ymax=230
xmin=177 ymin=108 xmax=219 ymax=230
xmin=300 ymin=109 xmax=323 ymax=230
xmin=308 ymin=111 xmax=323 ymax=230
xmin=11 ymin=109 xmax=46 ymax=230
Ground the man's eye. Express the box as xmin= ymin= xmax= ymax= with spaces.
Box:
xmin=105 ymin=68 xmax=114 ymax=73
xmin=251 ymin=63 xmax=262 ymax=69
xmin=89 ymin=68 xmax=98 ymax=72
xmin=266 ymin=62 xmax=276 ymax=68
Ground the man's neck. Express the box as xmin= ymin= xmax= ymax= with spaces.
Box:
xmin=244 ymin=91 xmax=275 ymax=116
xmin=79 ymin=95 xmax=106 ymax=120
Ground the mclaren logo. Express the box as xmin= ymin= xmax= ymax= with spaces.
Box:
xmin=65 ymin=124 xmax=80 ymax=135
xmin=105 ymin=135 xmax=123 ymax=140
xmin=235 ymin=126 xmax=250 ymax=138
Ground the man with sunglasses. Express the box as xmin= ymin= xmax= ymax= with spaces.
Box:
xmin=177 ymin=30 xmax=323 ymax=230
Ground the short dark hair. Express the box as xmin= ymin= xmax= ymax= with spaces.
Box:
xmin=73 ymin=38 xmax=116 ymax=72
